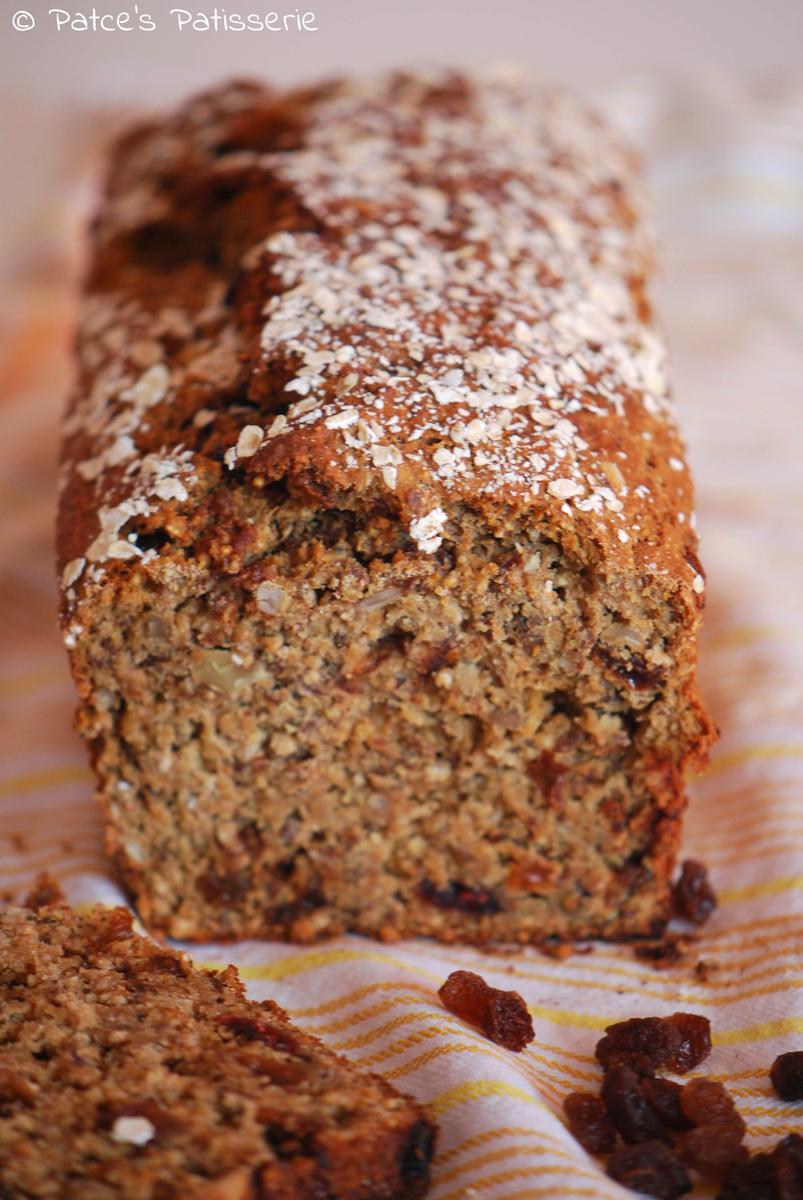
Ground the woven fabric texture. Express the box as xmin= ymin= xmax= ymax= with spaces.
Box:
xmin=1 ymin=77 xmax=802 ymax=1199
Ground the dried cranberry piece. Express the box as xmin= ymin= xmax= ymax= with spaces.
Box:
xmin=602 ymin=1065 xmax=667 ymax=1144
xmin=482 ymin=990 xmax=534 ymax=1053
xmin=642 ymin=1077 xmax=692 ymax=1132
xmin=596 ymin=1016 xmax=682 ymax=1073
xmin=219 ymin=1015 xmax=303 ymax=1058
xmin=563 ymin=1091 xmax=616 ymax=1155
xmin=772 ymin=1133 xmax=803 ymax=1200
xmin=716 ymin=1152 xmax=776 ymax=1200
xmin=438 ymin=971 xmax=490 ymax=1025
xmin=664 ymin=1012 xmax=712 ymax=1074
xmin=438 ymin=971 xmax=534 ymax=1052
xmin=606 ymin=1140 xmax=692 ymax=1199
xmin=680 ymin=1078 xmax=744 ymax=1136
xmin=672 ymin=860 xmax=717 ymax=925
xmin=771 ymin=1051 xmax=803 ymax=1101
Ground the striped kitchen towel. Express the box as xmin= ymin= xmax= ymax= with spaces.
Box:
xmin=1 ymin=76 xmax=802 ymax=1198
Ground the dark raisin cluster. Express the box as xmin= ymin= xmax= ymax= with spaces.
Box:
xmin=564 ymin=1017 xmax=803 ymax=1198
xmin=438 ymin=969 xmax=534 ymax=1052
xmin=565 ymin=1012 xmax=723 ymax=1198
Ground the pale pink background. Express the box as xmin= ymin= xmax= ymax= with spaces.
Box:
xmin=1 ymin=0 xmax=802 ymax=279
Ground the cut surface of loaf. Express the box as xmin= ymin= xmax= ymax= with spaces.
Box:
xmin=0 ymin=900 xmax=434 ymax=1199
xmin=57 ymin=69 xmax=714 ymax=944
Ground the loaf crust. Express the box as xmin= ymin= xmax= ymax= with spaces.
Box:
xmin=0 ymin=899 xmax=434 ymax=1198
xmin=57 ymin=70 xmax=715 ymax=944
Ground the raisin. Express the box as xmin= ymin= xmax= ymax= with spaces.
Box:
xmin=398 ymin=1119 xmax=435 ymax=1185
xmin=270 ymin=889 xmax=326 ymax=926
xmin=438 ymin=971 xmax=534 ymax=1052
xmin=482 ymin=990 xmax=535 ymax=1052
xmin=716 ymin=1152 xmax=776 ymax=1200
xmin=678 ymin=1126 xmax=748 ymax=1178
xmin=664 ymin=1012 xmax=712 ymax=1073
xmin=771 ymin=1051 xmax=803 ymax=1101
xmin=596 ymin=1016 xmax=682 ymax=1073
xmin=419 ymin=880 xmax=501 ymax=915
xmin=144 ymin=953 xmax=188 ymax=978
xmin=642 ymin=1077 xmax=692 ymax=1132
xmin=563 ymin=1091 xmax=616 ymax=1155
xmin=772 ymin=1133 xmax=803 ymax=1200
xmin=602 ymin=1065 xmax=667 ymax=1144
xmin=672 ymin=859 xmax=717 ymax=925
xmin=592 ymin=644 xmax=666 ymax=691
xmin=263 ymin=1125 xmax=317 ymax=1160
xmin=197 ymin=866 xmax=251 ymax=903
xmin=606 ymin=1140 xmax=692 ymax=1198
xmin=219 ymin=1015 xmax=303 ymax=1058
xmin=438 ymin=971 xmax=490 ymax=1025
xmin=680 ymin=1078 xmax=744 ymax=1136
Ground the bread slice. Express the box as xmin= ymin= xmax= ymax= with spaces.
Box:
xmin=0 ymin=901 xmax=434 ymax=1199
xmin=57 ymin=70 xmax=714 ymax=945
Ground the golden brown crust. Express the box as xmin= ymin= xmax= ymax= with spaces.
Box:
xmin=57 ymin=70 xmax=703 ymax=618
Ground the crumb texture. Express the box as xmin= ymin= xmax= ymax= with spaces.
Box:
xmin=57 ymin=69 xmax=714 ymax=944
xmin=0 ymin=903 xmax=434 ymax=1199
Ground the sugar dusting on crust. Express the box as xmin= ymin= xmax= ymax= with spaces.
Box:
xmin=60 ymin=69 xmax=704 ymax=624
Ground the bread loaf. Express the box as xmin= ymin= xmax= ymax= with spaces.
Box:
xmin=57 ymin=70 xmax=715 ymax=944
xmin=0 ymin=898 xmax=434 ymax=1198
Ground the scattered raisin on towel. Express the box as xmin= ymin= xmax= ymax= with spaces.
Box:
xmin=770 ymin=1051 xmax=803 ymax=1101
xmin=560 ymin=1011 xmax=763 ymax=1198
xmin=438 ymin=969 xmax=534 ymax=1051
xmin=672 ymin=859 xmax=717 ymax=925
